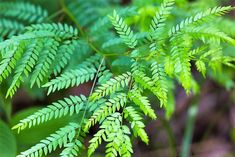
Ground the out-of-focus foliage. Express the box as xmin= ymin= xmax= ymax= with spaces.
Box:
xmin=0 ymin=1 xmax=48 ymax=39
xmin=0 ymin=120 xmax=17 ymax=157
xmin=0 ymin=0 xmax=234 ymax=157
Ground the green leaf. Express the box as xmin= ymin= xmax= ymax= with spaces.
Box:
xmin=195 ymin=60 xmax=206 ymax=77
xmin=0 ymin=120 xmax=17 ymax=157
xmin=10 ymin=107 xmax=72 ymax=149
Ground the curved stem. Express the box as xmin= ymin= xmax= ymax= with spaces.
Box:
xmin=60 ymin=0 xmax=85 ymax=36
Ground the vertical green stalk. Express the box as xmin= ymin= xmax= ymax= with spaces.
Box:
xmin=180 ymin=104 xmax=198 ymax=157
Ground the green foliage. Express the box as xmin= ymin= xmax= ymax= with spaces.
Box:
xmin=149 ymin=0 xmax=175 ymax=40
xmin=109 ymin=10 xmax=137 ymax=48
xmin=88 ymin=113 xmax=133 ymax=157
xmin=183 ymin=26 xmax=235 ymax=45
xmin=124 ymin=106 xmax=149 ymax=144
xmin=85 ymin=93 xmax=127 ymax=131
xmin=150 ymin=62 xmax=168 ymax=107
xmin=17 ymin=123 xmax=79 ymax=157
xmin=0 ymin=19 xmax=24 ymax=38
xmin=88 ymin=129 xmax=105 ymax=157
xmin=128 ymin=89 xmax=156 ymax=119
xmin=90 ymin=72 xmax=131 ymax=100
xmin=12 ymin=95 xmax=87 ymax=133
xmin=0 ymin=1 xmax=48 ymax=38
xmin=60 ymin=134 xmax=85 ymax=157
xmin=0 ymin=23 xmax=79 ymax=97
xmin=169 ymin=6 xmax=234 ymax=36
xmin=104 ymin=113 xmax=132 ymax=157
xmin=43 ymin=54 xmax=102 ymax=95
xmin=0 ymin=0 xmax=234 ymax=156
xmin=10 ymin=106 xmax=74 ymax=148
xmin=0 ymin=120 xmax=17 ymax=157
xmin=0 ymin=2 xmax=47 ymax=23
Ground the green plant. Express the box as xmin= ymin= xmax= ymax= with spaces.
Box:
xmin=0 ymin=0 xmax=235 ymax=156
xmin=0 ymin=1 xmax=48 ymax=39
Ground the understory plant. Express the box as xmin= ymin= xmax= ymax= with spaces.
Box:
xmin=0 ymin=0 xmax=235 ymax=156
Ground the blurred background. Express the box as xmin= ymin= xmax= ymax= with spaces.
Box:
xmin=0 ymin=0 xmax=235 ymax=157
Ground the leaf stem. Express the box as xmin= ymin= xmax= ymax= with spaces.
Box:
xmin=59 ymin=0 xmax=105 ymax=56
xmin=180 ymin=103 xmax=199 ymax=157
xmin=45 ymin=9 xmax=64 ymax=22
xmin=77 ymin=57 xmax=105 ymax=135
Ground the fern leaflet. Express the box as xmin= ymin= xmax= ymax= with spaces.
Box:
xmin=12 ymin=95 xmax=87 ymax=133
xmin=17 ymin=123 xmax=79 ymax=157
xmin=109 ymin=10 xmax=137 ymax=48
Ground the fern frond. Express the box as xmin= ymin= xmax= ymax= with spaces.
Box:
xmin=195 ymin=60 xmax=206 ymax=77
xmin=0 ymin=23 xmax=78 ymax=49
xmin=67 ymin=0 xmax=107 ymax=27
xmin=169 ymin=6 xmax=234 ymax=36
xmin=128 ymin=90 xmax=156 ymax=119
xmin=184 ymin=27 xmax=235 ymax=45
xmin=85 ymin=93 xmax=127 ymax=131
xmin=150 ymin=0 xmax=174 ymax=39
xmin=132 ymin=65 xmax=158 ymax=93
xmin=131 ymin=61 xmax=154 ymax=86
xmin=171 ymin=45 xmax=192 ymax=93
xmin=194 ymin=46 xmax=233 ymax=75
xmin=124 ymin=106 xmax=149 ymax=144
xmin=44 ymin=67 xmax=97 ymax=95
xmin=178 ymin=64 xmax=192 ymax=93
xmin=221 ymin=56 xmax=235 ymax=68
xmin=88 ymin=112 xmax=133 ymax=157
xmin=26 ymin=23 xmax=78 ymax=39
xmin=189 ymin=46 xmax=207 ymax=57
xmin=6 ymin=40 xmax=40 ymax=97
xmin=208 ymin=50 xmax=234 ymax=71
xmin=102 ymin=37 xmax=123 ymax=49
xmin=3 ymin=1 xmax=235 ymax=157
xmin=90 ymin=6 xmax=137 ymax=34
xmin=88 ymin=129 xmax=106 ymax=157
xmin=164 ymin=55 xmax=175 ymax=76
xmin=75 ymin=54 xmax=102 ymax=69
xmin=60 ymin=139 xmax=83 ymax=157
xmin=30 ymin=38 xmax=60 ymax=87
xmin=132 ymin=62 xmax=170 ymax=106
xmin=43 ymin=54 xmax=103 ymax=94
xmin=12 ymin=95 xmax=87 ymax=133
xmin=0 ymin=19 xmax=24 ymax=38
xmin=0 ymin=43 xmax=25 ymax=84
xmin=52 ymin=40 xmax=80 ymax=75
xmin=60 ymin=131 xmax=85 ymax=157
xmin=102 ymin=32 xmax=148 ymax=49
xmin=104 ymin=113 xmax=132 ymax=157
xmin=90 ymin=72 xmax=131 ymax=100
xmin=204 ymin=46 xmax=223 ymax=72
xmin=0 ymin=2 xmax=48 ymax=23
xmin=0 ymin=22 xmax=79 ymax=97
xmin=109 ymin=10 xmax=137 ymax=48
xmin=151 ymin=62 xmax=168 ymax=107
xmin=98 ymin=69 xmax=113 ymax=85
xmin=17 ymin=123 xmax=79 ymax=157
